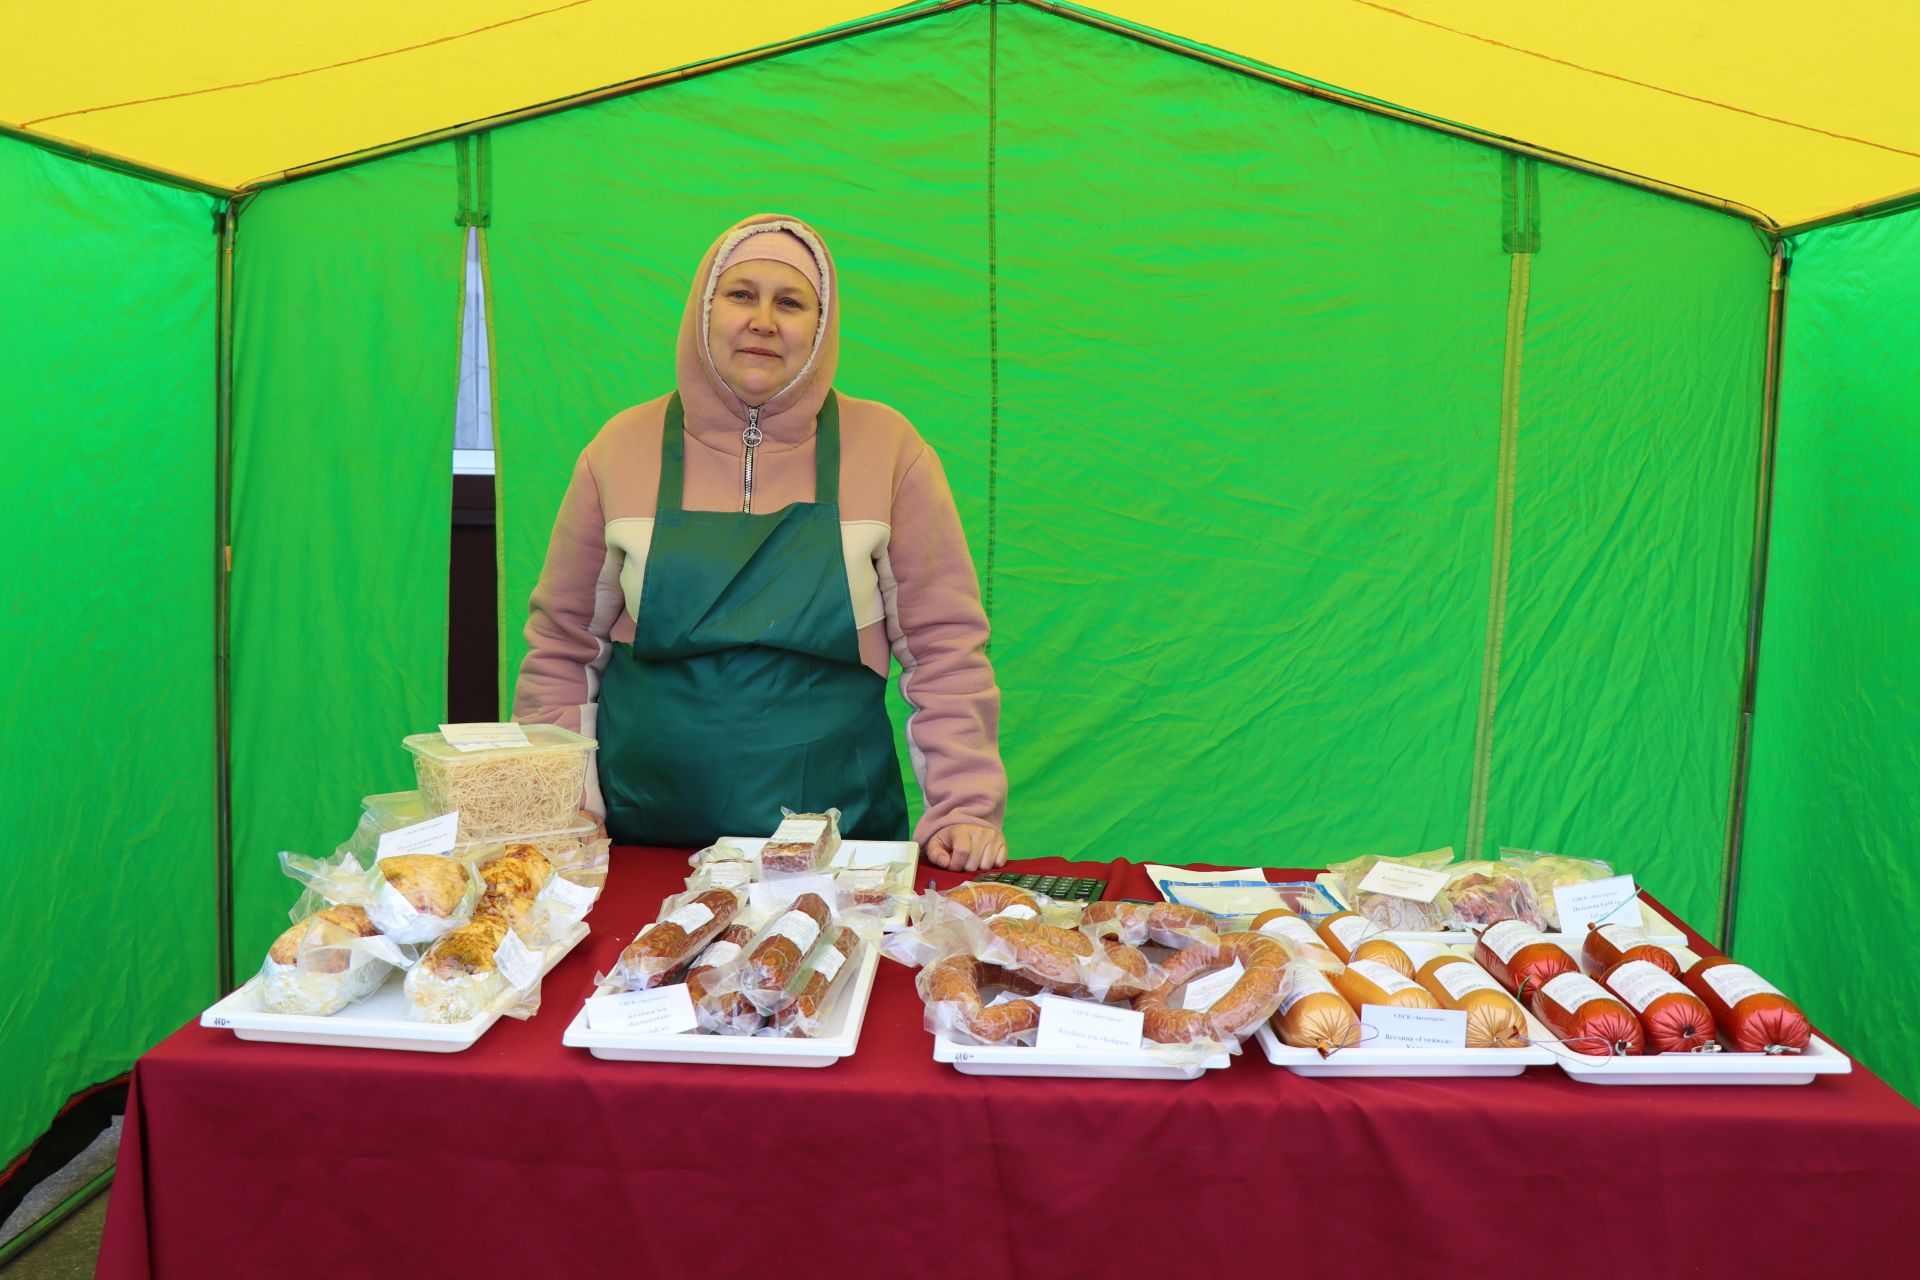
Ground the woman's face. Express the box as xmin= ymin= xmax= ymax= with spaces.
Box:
xmin=707 ymin=260 xmax=820 ymax=406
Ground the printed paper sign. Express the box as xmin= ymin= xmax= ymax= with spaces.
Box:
xmin=703 ymin=862 xmax=753 ymax=888
xmin=1182 ymin=962 xmax=1245 ymax=1013
xmin=1553 ymin=875 xmax=1644 ymax=936
xmin=586 ymin=986 xmax=698 ymax=1035
xmin=545 ymin=875 xmax=600 ymax=909
xmin=750 ymin=874 xmax=835 ymax=916
xmin=375 ymin=811 xmax=459 ymax=860
xmin=439 ymin=722 xmax=532 ymax=752
xmin=1356 ymin=860 xmax=1451 ymax=904
xmin=492 ymin=929 xmax=542 ymax=991
xmin=1361 ymin=1004 xmax=1469 ymax=1050
xmin=1035 ymin=996 xmax=1146 ymax=1055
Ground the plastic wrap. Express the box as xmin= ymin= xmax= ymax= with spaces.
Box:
xmin=472 ymin=844 xmax=554 ymax=933
xmin=769 ymin=928 xmax=861 ymax=1037
xmin=1599 ymin=959 xmax=1719 ymax=1053
xmin=1314 ymin=911 xmax=1416 ymax=975
xmin=1332 ymin=958 xmax=1440 ymax=1012
xmin=1681 ymin=957 xmax=1813 ymax=1054
xmin=278 ymin=849 xmax=478 ymax=945
xmin=1250 ymin=909 xmax=1344 ymax=968
xmin=759 ymin=808 xmax=842 ymax=875
xmin=405 ymin=916 xmax=546 ymax=1024
xmin=1443 ymin=861 xmax=1542 ymax=930
xmin=1497 ymin=850 xmax=1614 ymax=929
xmin=520 ymin=844 xmax=610 ymax=946
xmin=740 ymin=892 xmax=835 ymax=1010
xmin=1324 ymin=849 xmax=1454 ymax=931
xmin=257 ymin=906 xmax=397 ymax=1016
xmin=1529 ymin=971 xmax=1644 ymax=1057
xmin=1081 ymin=900 xmax=1220 ymax=951
xmin=1415 ymin=955 xmax=1529 ymax=1048
xmin=831 ymin=859 xmax=915 ymax=913
xmin=608 ymin=887 xmax=746 ymax=992
xmin=885 ymin=885 xmax=1144 ymax=999
xmin=1474 ymin=918 xmax=1579 ymax=1000
xmin=1134 ymin=932 xmax=1292 ymax=1047
xmin=918 ymin=954 xmax=1045 ymax=1046
xmin=1270 ymin=964 xmax=1361 ymax=1055
xmin=685 ymin=921 xmax=764 ymax=1036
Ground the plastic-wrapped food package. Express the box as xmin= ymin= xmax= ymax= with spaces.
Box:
xmin=1680 ymin=956 xmax=1813 ymax=1054
xmin=1582 ymin=923 xmax=1683 ymax=976
xmin=884 ymin=883 xmax=1138 ymax=999
xmin=918 ymin=954 xmax=1044 ymax=1046
xmin=1498 ymin=850 xmax=1613 ymax=929
xmin=279 ymin=850 xmax=478 ymax=945
xmin=683 ymin=922 xmax=762 ymax=1035
xmin=831 ymin=859 xmax=915 ymax=913
xmin=1474 ymin=918 xmax=1579 ymax=1000
xmin=518 ymin=843 xmax=610 ymax=946
xmin=472 ymin=844 xmax=553 ymax=932
xmin=740 ymin=893 xmax=834 ymax=1010
xmin=403 ymin=726 xmax=595 ymax=839
xmin=258 ymin=906 xmax=398 ymax=1016
xmin=1529 ymin=971 xmax=1643 ymax=1056
xmin=607 ymin=887 xmax=747 ymax=992
xmin=1415 ymin=955 xmax=1529 ymax=1048
xmin=1135 ymin=933 xmax=1292 ymax=1047
xmin=1332 ymin=958 xmax=1441 ymax=1013
xmin=1271 ymin=965 xmax=1361 ymax=1055
xmin=759 ymin=808 xmax=842 ymax=875
xmin=405 ymin=916 xmax=547 ymax=1023
xmin=1314 ymin=911 xmax=1416 ymax=976
xmin=1081 ymin=900 xmax=1220 ymax=952
xmin=1599 ymin=959 xmax=1718 ymax=1053
xmin=1324 ymin=849 xmax=1454 ymax=931
xmin=769 ymin=927 xmax=861 ymax=1037
xmin=1443 ymin=861 xmax=1542 ymax=930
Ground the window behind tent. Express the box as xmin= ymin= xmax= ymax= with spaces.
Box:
xmin=454 ymin=227 xmax=493 ymax=475
xmin=449 ymin=225 xmax=499 ymax=721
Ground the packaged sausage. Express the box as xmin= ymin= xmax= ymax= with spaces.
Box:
xmin=1315 ymin=911 xmax=1417 ymax=975
xmin=1582 ymin=923 xmax=1681 ymax=976
xmin=1416 ymin=954 xmax=1529 ymax=1049
xmin=1681 ymin=956 xmax=1813 ymax=1054
xmin=887 ymin=884 xmax=1151 ymax=1000
xmin=740 ymin=892 xmax=834 ymax=1010
xmin=608 ymin=887 xmax=747 ymax=992
xmin=1529 ymin=971 xmax=1644 ymax=1056
xmin=1136 ymin=933 xmax=1291 ymax=1046
xmin=1332 ymin=958 xmax=1440 ymax=1014
xmin=258 ymin=906 xmax=398 ymax=1016
xmin=1083 ymin=900 xmax=1221 ymax=952
xmin=1474 ymin=918 xmax=1577 ymax=999
xmin=831 ymin=858 xmax=915 ymax=914
xmin=918 ymin=954 xmax=1044 ymax=1046
xmin=1271 ymin=964 xmax=1360 ymax=1055
xmin=1599 ymin=959 xmax=1718 ymax=1053
xmin=769 ymin=927 xmax=861 ymax=1038
xmin=759 ymin=808 xmax=842 ymax=875
xmin=1250 ymin=909 xmax=1343 ymax=969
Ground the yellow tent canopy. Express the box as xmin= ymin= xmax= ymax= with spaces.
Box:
xmin=5 ymin=0 xmax=1919 ymax=228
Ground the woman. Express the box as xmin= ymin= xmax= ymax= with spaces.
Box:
xmin=515 ymin=214 xmax=1008 ymax=871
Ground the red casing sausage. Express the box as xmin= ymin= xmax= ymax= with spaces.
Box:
xmin=1582 ymin=923 xmax=1682 ymax=977
xmin=1476 ymin=918 xmax=1578 ymax=1000
xmin=1529 ymin=971 xmax=1644 ymax=1057
xmin=1682 ymin=956 xmax=1813 ymax=1054
xmin=1599 ymin=959 xmax=1716 ymax=1053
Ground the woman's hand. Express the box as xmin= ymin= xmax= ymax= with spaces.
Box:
xmin=926 ymin=823 xmax=1008 ymax=872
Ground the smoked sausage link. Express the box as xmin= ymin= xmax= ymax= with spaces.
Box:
xmin=1583 ymin=923 xmax=1682 ymax=977
xmin=1682 ymin=956 xmax=1813 ymax=1054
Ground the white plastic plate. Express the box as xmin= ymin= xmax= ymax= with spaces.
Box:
xmin=1254 ymin=1009 xmax=1557 ymax=1077
xmin=718 ymin=836 xmax=920 ymax=930
xmin=201 ymin=921 xmax=591 ymax=1053
xmin=931 ymin=1032 xmax=1230 ymax=1081
xmin=562 ymin=939 xmax=880 ymax=1069
xmin=1546 ymin=1033 xmax=1852 ymax=1086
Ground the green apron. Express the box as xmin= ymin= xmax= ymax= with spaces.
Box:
xmin=596 ymin=391 xmax=910 ymax=847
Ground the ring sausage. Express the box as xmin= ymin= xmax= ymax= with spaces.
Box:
xmin=618 ymin=888 xmax=744 ymax=989
xmin=1682 ymin=956 xmax=1813 ymax=1054
xmin=1582 ymin=923 xmax=1682 ymax=977
xmin=1475 ymin=918 xmax=1578 ymax=1000
xmin=1271 ymin=966 xmax=1361 ymax=1055
xmin=1083 ymin=900 xmax=1220 ymax=950
xmin=1316 ymin=911 xmax=1417 ymax=976
xmin=1135 ymin=933 xmax=1290 ymax=1044
xmin=1529 ymin=971 xmax=1644 ymax=1056
xmin=1416 ymin=955 xmax=1528 ymax=1048
xmin=919 ymin=954 xmax=1044 ymax=1044
xmin=1599 ymin=959 xmax=1717 ymax=1053
xmin=942 ymin=881 xmax=1040 ymax=919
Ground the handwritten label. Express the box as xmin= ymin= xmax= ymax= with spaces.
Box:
xmin=1035 ymin=996 xmax=1145 ymax=1054
xmin=1182 ymin=961 xmax=1245 ymax=1013
xmin=750 ymin=874 xmax=835 ymax=916
xmin=703 ymin=862 xmax=753 ymax=889
xmin=1553 ymin=875 xmax=1644 ymax=936
xmin=768 ymin=815 xmax=830 ymax=845
xmin=1356 ymin=861 xmax=1451 ymax=904
xmin=493 ymin=929 xmax=541 ymax=991
xmin=438 ymin=722 xmax=532 ymax=752
xmin=375 ymin=811 xmax=459 ymax=860
xmin=1361 ymin=1004 xmax=1468 ymax=1050
xmin=586 ymin=985 xmax=698 ymax=1035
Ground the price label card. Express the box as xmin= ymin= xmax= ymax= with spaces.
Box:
xmin=492 ymin=929 xmax=542 ymax=991
xmin=1361 ymin=1004 xmax=1469 ymax=1050
xmin=750 ymin=874 xmax=835 ymax=915
xmin=586 ymin=986 xmax=698 ymax=1035
xmin=545 ymin=875 xmax=599 ymax=909
xmin=1181 ymin=962 xmax=1245 ymax=1013
xmin=1553 ymin=874 xmax=1644 ymax=935
xmin=1035 ymin=996 xmax=1145 ymax=1055
xmin=703 ymin=862 xmax=753 ymax=889
xmin=375 ymin=811 xmax=459 ymax=860
xmin=439 ymin=722 xmax=532 ymax=752
xmin=1356 ymin=860 xmax=1451 ymax=904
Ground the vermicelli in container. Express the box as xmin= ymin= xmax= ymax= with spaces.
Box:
xmin=402 ymin=726 xmax=596 ymax=838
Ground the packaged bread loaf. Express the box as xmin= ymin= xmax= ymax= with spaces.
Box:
xmin=404 ymin=916 xmax=539 ymax=1023
xmin=258 ymin=906 xmax=395 ymax=1016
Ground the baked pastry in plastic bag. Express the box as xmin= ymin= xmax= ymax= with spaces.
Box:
xmin=258 ymin=905 xmax=402 ymax=1016
xmin=1498 ymin=849 xmax=1613 ymax=929
xmin=405 ymin=916 xmax=547 ymax=1023
xmin=278 ymin=849 xmax=479 ymax=944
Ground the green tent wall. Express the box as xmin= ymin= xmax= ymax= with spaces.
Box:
xmin=2 ymin=0 xmax=1914 ymax=1181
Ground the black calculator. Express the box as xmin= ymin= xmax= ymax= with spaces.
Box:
xmin=973 ymin=868 xmax=1108 ymax=902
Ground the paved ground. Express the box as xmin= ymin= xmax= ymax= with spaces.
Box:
xmin=0 ymin=1190 xmax=107 ymax=1278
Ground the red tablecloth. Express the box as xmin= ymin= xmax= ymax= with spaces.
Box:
xmin=99 ymin=850 xmax=1920 ymax=1279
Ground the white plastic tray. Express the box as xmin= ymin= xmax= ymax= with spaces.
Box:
xmin=562 ymin=939 xmax=880 ymax=1069
xmin=931 ymin=1032 xmax=1230 ymax=1081
xmin=1546 ymin=1033 xmax=1852 ymax=1086
xmin=201 ymin=921 xmax=591 ymax=1052
xmin=1254 ymin=1008 xmax=1557 ymax=1077
xmin=718 ymin=836 xmax=919 ymax=930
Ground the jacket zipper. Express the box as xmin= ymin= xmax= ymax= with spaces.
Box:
xmin=741 ymin=406 xmax=762 ymax=513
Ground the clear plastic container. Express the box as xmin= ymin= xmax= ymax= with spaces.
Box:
xmin=402 ymin=725 xmax=595 ymax=839
xmin=349 ymin=789 xmax=596 ymax=863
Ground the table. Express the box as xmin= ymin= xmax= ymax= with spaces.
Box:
xmin=99 ymin=850 xmax=1920 ymax=1279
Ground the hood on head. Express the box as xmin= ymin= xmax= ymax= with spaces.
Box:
xmin=677 ymin=213 xmax=838 ymax=446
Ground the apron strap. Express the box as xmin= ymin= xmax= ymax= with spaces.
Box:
xmin=657 ymin=393 xmax=687 ymax=512
xmin=815 ymin=390 xmax=841 ymax=506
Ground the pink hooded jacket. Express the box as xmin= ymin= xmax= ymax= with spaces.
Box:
xmin=512 ymin=214 xmax=1007 ymax=844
